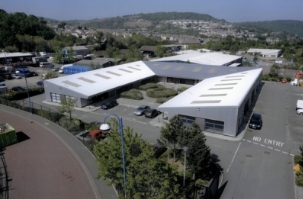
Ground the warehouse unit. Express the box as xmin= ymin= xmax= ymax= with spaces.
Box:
xmin=151 ymin=50 xmax=243 ymax=66
xmin=247 ymin=48 xmax=281 ymax=58
xmin=157 ymin=68 xmax=263 ymax=137
xmin=63 ymin=65 xmax=91 ymax=75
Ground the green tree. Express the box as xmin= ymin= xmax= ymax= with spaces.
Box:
xmin=57 ymin=97 xmax=77 ymax=120
xmin=159 ymin=115 xmax=183 ymax=160
xmin=94 ymin=119 xmax=180 ymax=199
xmin=43 ymin=71 xmax=58 ymax=80
xmin=58 ymin=22 xmax=66 ymax=29
xmin=67 ymin=47 xmax=74 ymax=62
xmin=156 ymin=45 xmax=167 ymax=58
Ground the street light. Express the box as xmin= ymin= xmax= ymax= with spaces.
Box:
xmin=183 ymin=146 xmax=188 ymax=187
xmin=16 ymin=71 xmax=32 ymax=114
xmin=100 ymin=114 xmax=126 ymax=197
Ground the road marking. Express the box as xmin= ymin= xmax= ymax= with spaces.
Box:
xmin=227 ymin=142 xmax=241 ymax=173
xmin=275 ymin=149 xmax=281 ymax=152
xmin=253 ymin=142 xmax=259 ymax=145
xmin=268 ymin=147 xmax=273 ymax=149
xmin=247 ymin=140 xmax=252 ymax=143
xmin=242 ymin=139 xmax=246 ymax=141
xmin=290 ymin=154 xmax=295 ymax=157
xmin=260 ymin=144 xmax=265 ymax=147
xmin=282 ymin=151 xmax=288 ymax=154
xmin=213 ymin=145 xmax=221 ymax=148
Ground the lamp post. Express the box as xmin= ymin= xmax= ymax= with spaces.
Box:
xmin=16 ymin=71 xmax=32 ymax=114
xmin=183 ymin=146 xmax=188 ymax=187
xmin=100 ymin=114 xmax=126 ymax=197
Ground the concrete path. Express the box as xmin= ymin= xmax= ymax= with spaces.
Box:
xmin=0 ymin=104 xmax=117 ymax=199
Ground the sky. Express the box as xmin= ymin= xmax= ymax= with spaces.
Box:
xmin=0 ymin=0 xmax=302 ymax=23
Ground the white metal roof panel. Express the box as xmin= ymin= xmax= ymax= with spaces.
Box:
xmin=158 ymin=68 xmax=262 ymax=109
xmin=0 ymin=52 xmax=33 ymax=58
xmin=247 ymin=48 xmax=281 ymax=54
xmin=151 ymin=51 xmax=242 ymax=66
xmin=45 ymin=61 xmax=155 ymax=97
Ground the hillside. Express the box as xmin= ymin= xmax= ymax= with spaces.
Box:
xmin=238 ymin=20 xmax=303 ymax=37
xmin=66 ymin=12 xmax=221 ymax=29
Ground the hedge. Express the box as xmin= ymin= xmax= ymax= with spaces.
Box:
xmin=2 ymin=87 xmax=44 ymax=101
xmin=147 ymin=88 xmax=178 ymax=98
xmin=177 ymin=87 xmax=188 ymax=93
xmin=139 ymin=83 xmax=165 ymax=91
xmin=121 ymin=89 xmax=143 ymax=100
xmin=156 ymin=96 xmax=174 ymax=104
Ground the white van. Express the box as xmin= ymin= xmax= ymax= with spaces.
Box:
xmin=40 ymin=62 xmax=54 ymax=68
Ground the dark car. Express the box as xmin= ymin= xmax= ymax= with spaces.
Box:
xmin=145 ymin=108 xmax=159 ymax=118
xmin=36 ymin=81 xmax=44 ymax=86
xmin=101 ymin=99 xmax=118 ymax=110
xmin=30 ymin=71 xmax=38 ymax=76
xmin=11 ymin=86 xmax=25 ymax=91
xmin=249 ymin=113 xmax=263 ymax=129
xmin=134 ymin=105 xmax=150 ymax=116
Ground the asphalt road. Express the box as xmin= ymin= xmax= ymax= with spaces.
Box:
xmin=4 ymin=77 xmax=303 ymax=199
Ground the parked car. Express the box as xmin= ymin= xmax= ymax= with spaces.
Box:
xmin=0 ymin=82 xmax=5 ymax=86
xmin=11 ymin=74 xmax=22 ymax=79
xmin=249 ymin=113 xmax=263 ymax=129
xmin=30 ymin=71 xmax=38 ymax=76
xmin=145 ymin=108 xmax=159 ymax=118
xmin=297 ymin=109 xmax=303 ymax=115
xmin=11 ymin=86 xmax=25 ymax=92
xmin=101 ymin=99 xmax=118 ymax=110
xmin=36 ymin=81 xmax=44 ymax=86
xmin=134 ymin=105 xmax=150 ymax=116
xmin=39 ymin=62 xmax=54 ymax=68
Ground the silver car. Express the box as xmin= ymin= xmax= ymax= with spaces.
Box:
xmin=134 ymin=105 xmax=150 ymax=116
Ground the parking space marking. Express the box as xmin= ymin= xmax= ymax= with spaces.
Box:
xmin=268 ymin=147 xmax=273 ymax=149
xmin=260 ymin=144 xmax=265 ymax=147
xmin=247 ymin=140 xmax=252 ymax=143
xmin=253 ymin=142 xmax=259 ymax=145
xmin=282 ymin=151 xmax=288 ymax=154
xmin=275 ymin=149 xmax=281 ymax=152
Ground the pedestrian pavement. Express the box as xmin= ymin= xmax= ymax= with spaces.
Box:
xmin=0 ymin=104 xmax=118 ymax=199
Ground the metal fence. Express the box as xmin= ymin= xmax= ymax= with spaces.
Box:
xmin=0 ymin=97 xmax=97 ymax=151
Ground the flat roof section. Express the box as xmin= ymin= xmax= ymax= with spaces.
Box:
xmin=151 ymin=50 xmax=242 ymax=66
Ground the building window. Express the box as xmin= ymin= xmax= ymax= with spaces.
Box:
xmin=179 ymin=115 xmax=195 ymax=125
xmin=204 ymin=119 xmax=224 ymax=133
xmin=50 ymin=93 xmax=61 ymax=103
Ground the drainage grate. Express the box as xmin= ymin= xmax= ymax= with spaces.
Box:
xmin=246 ymin=155 xmax=252 ymax=158
xmin=264 ymin=151 xmax=270 ymax=155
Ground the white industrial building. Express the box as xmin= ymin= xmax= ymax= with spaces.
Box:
xmin=157 ymin=68 xmax=262 ymax=137
xmin=247 ymin=48 xmax=281 ymax=58
xmin=151 ymin=50 xmax=243 ymax=66
xmin=44 ymin=60 xmax=262 ymax=137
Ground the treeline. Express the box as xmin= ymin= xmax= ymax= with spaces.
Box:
xmin=138 ymin=12 xmax=219 ymax=22
xmin=0 ymin=9 xmax=55 ymax=51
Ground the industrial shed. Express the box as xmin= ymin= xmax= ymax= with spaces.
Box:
xmin=247 ymin=48 xmax=281 ymax=58
xmin=44 ymin=61 xmax=155 ymax=107
xmin=157 ymin=68 xmax=263 ymax=137
xmin=44 ymin=60 xmax=260 ymax=109
xmin=151 ymin=50 xmax=243 ymax=66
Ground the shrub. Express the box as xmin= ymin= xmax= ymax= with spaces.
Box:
xmin=296 ymin=170 xmax=303 ymax=187
xmin=147 ymin=88 xmax=177 ymax=98
xmin=295 ymin=155 xmax=303 ymax=165
xmin=177 ymin=87 xmax=188 ymax=93
xmin=156 ymin=96 xmax=174 ymax=104
xmin=139 ymin=83 xmax=164 ymax=91
xmin=121 ymin=89 xmax=143 ymax=100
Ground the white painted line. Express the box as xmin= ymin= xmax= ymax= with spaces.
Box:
xmin=275 ymin=149 xmax=281 ymax=152
xmin=227 ymin=142 xmax=241 ymax=173
xmin=242 ymin=139 xmax=246 ymax=141
xmin=122 ymin=109 xmax=127 ymax=112
xmin=268 ymin=147 xmax=273 ymax=149
xmin=282 ymin=151 xmax=288 ymax=154
xmin=253 ymin=142 xmax=259 ymax=145
xmin=247 ymin=140 xmax=252 ymax=143
xmin=136 ymin=121 xmax=148 ymax=125
xmin=260 ymin=144 xmax=265 ymax=147
xmin=213 ymin=145 xmax=221 ymax=148
xmin=290 ymin=154 xmax=295 ymax=157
